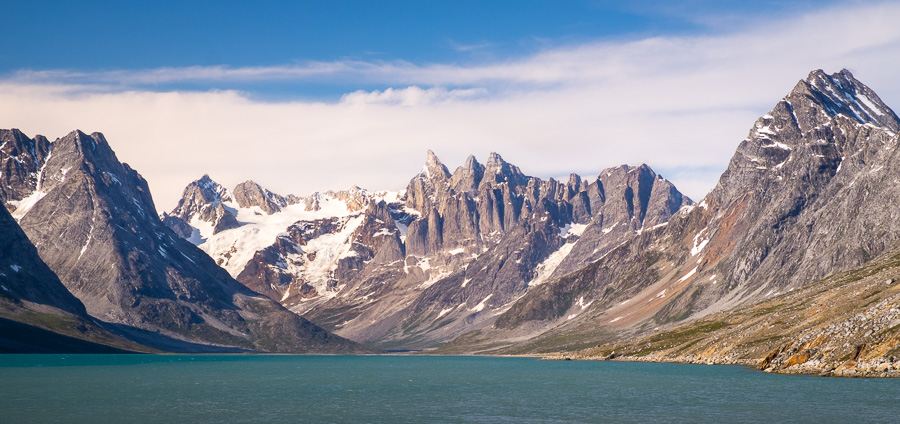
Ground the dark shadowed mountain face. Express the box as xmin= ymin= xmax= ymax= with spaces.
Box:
xmin=0 ymin=201 xmax=147 ymax=352
xmin=167 ymin=147 xmax=690 ymax=349
xmin=0 ymin=204 xmax=87 ymax=317
xmin=457 ymin=69 xmax=900 ymax=354
xmin=2 ymin=129 xmax=366 ymax=353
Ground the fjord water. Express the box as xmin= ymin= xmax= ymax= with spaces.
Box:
xmin=2 ymin=355 xmax=898 ymax=423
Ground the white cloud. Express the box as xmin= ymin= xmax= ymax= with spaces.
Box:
xmin=340 ymin=86 xmax=488 ymax=106
xmin=2 ymin=2 xmax=900 ymax=212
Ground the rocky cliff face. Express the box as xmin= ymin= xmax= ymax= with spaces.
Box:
xmin=0 ymin=192 xmax=147 ymax=352
xmin=161 ymin=175 xmax=240 ymax=239
xmin=169 ymin=149 xmax=690 ymax=349
xmin=0 ymin=204 xmax=87 ymax=318
xmin=452 ymin=69 xmax=900 ymax=355
xmin=0 ymin=129 xmax=51 ymax=213
xmin=3 ymin=129 xmax=365 ymax=353
xmin=232 ymin=180 xmax=288 ymax=215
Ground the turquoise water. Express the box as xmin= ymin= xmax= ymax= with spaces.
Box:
xmin=1 ymin=355 xmax=898 ymax=423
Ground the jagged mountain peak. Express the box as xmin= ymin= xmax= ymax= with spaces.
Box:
xmin=483 ymin=151 xmax=517 ymax=175
xmin=485 ymin=151 xmax=504 ymax=165
xmin=162 ymin=174 xmax=238 ymax=239
xmin=596 ymin=163 xmax=663 ymax=186
xmin=31 ymin=130 xmax=158 ymax=214
xmin=196 ymin=174 xmax=218 ymax=188
xmin=450 ymin=155 xmax=485 ymax=193
xmin=425 ymin=149 xmax=440 ymax=163
xmin=0 ymin=129 xmax=51 ymax=211
xmin=421 ymin=149 xmax=451 ymax=180
xmin=58 ymin=130 xmax=113 ymax=157
xmin=481 ymin=152 xmax=527 ymax=187
xmin=791 ymin=69 xmax=899 ymax=132
xmin=232 ymin=180 xmax=288 ymax=214
xmin=190 ymin=174 xmax=231 ymax=201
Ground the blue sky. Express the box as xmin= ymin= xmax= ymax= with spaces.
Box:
xmin=3 ymin=1 xmax=899 ymax=209
xmin=4 ymin=0 xmax=846 ymax=97
xmin=2 ymin=2 xmax=811 ymax=67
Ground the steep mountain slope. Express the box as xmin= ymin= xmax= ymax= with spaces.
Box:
xmin=558 ymin=247 xmax=900 ymax=377
xmin=448 ymin=69 xmax=900 ymax=354
xmin=1 ymin=129 xmax=50 ymax=214
xmin=4 ymin=129 xmax=366 ymax=353
xmin=168 ymin=152 xmax=690 ymax=349
xmin=0 ymin=203 xmax=144 ymax=352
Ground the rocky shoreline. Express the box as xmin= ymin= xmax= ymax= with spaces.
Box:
xmin=542 ymin=352 xmax=900 ymax=378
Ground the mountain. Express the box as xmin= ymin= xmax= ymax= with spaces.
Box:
xmin=161 ymin=174 xmax=240 ymax=239
xmin=555 ymin=248 xmax=900 ymax=377
xmin=2 ymin=129 xmax=366 ymax=353
xmin=0 ymin=129 xmax=50 ymax=214
xmin=10 ymin=68 xmax=891 ymax=361
xmin=443 ymin=68 xmax=900 ymax=354
xmin=167 ymin=151 xmax=690 ymax=349
xmin=0 ymin=200 xmax=144 ymax=352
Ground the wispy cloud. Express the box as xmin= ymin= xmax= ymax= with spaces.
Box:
xmin=341 ymin=87 xmax=489 ymax=106
xmin=3 ymin=2 xmax=900 ymax=211
xmin=10 ymin=2 xmax=900 ymax=92
xmin=448 ymin=40 xmax=495 ymax=52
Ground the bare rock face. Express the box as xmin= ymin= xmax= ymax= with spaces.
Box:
xmin=0 ymin=165 xmax=150 ymax=352
xmin=161 ymin=175 xmax=240 ymax=237
xmin=405 ymin=149 xmax=452 ymax=213
xmin=232 ymin=180 xmax=287 ymax=214
xmin=0 ymin=129 xmax=51 ymax=212
xmin=550 ymin=164 xmax=690 ymax=279
xmin=0 ymin=205 xmax=87 ymax=318
xmin=449 ymin=155 xmax=484 ymax=194
xmin=475 ymin=69 xmax=900 ymax=354
xmin=702 ymin=69 xmax=900 ymax=294
xmin=9 ymin=129 xmax=366 ymax=353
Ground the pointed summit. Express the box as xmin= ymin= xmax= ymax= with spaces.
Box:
xmin=0 ymin=129 xmax=51 ymax=211
xmin=407 ymin=150 xmax=450 ymax=212
xmin=481 ymin=152 xmax=527 ymax=188
xmin=422 ymin=149 xmax=451 ymax=181
xmin=791 ymin=69 xmax=899 ymax=131
xmin=698 ymin=67 xmax=900 ymax=300
xmin=163 ymin=175 xmax=239 ymax=238
xmin=426 ymin=149 xmax=440 ymax=165
xmin=450 ymin=154 xmax=485 ymax=193
xmin=464 ymin=154 xmax=480 ymax=169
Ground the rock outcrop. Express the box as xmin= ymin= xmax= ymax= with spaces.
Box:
xmin=0 ymin=129 xmax=51 ymax=213
xmin=232 ymin=180 xmax=288 ymax=214
xmin=161 ymin=175 xmax=240 ymax=239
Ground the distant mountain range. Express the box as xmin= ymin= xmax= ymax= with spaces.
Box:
xmin=2 ymin=69 xmax=899 ymax=375
xmin=161 ymin=150 xmax=689 ymax=349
